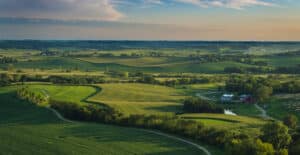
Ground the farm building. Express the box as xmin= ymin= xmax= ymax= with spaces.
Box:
xmin=221 ymin=94 xmax=234 ymax=102
xmin=240 ymin=94 xmax=254 ymax=103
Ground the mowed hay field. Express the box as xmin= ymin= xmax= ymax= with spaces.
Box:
xmin=0 ymin=86 xmax=209 ymax=155
xmin=180 ymin=113 xmax=266 ymax=136
xmin=89 ymin=83 xmax=186 ymax=115
xmin=26 ymin=84 xmax=96 ymax=104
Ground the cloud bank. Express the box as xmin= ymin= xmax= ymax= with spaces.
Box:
xmin=0 ymin=0 xmax=277 ymax=21
xmin=0 ymin=0 xmax=123 ymax=21
xmin=175 ymin=0 xmax=275 ymax=9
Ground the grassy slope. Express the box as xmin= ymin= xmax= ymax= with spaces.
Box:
xmin=256 ymin=56 xmax=300 ymax=67
xmin=27 ymin=85 xmax=96 ymax=104
xmin=180 ymin=113 xmax=266 ymax=137
xmin=264 ymin=94 xmax=300 ymax=121
xmin=89 ymin=83 xmax=186 ymax=115
xmin=0 ymin=86 xmax=209 ymax=155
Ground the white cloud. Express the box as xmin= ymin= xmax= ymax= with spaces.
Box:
xmin=174 ymin=0 xmax=275 ymax=9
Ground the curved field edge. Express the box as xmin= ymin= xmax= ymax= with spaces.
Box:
xmin=0 ymin=85 xmax=222 ymax=155
xmin=88 ymin=83 xmax=186 ymax=115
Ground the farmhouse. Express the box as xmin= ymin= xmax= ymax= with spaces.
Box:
xmin=221 ymin=94 xmax=234 ymax=102
xmin=240 ymin=94 xmax=254 ymax=103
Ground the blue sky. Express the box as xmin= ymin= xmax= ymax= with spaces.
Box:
xmin=0 ymin=0 xmax=299 ymax=40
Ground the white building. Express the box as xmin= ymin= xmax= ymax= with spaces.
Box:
xmin=221 ymin=94 xmax=234 ymax=102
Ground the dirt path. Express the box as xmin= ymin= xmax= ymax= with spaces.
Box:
xmin=254 ymin=104 xmax=274 ymax=120
xmin=47 ymin=107 xmax=211 ymax=155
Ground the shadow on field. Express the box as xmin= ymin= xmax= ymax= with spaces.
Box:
xmin=0 ymin=91 xmax=62 ymax=125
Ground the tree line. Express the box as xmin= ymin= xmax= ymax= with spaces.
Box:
xmin=183 ymin=97 xmax=223 ymax=113
xmin=224 ymin=65 xmax=300 ymax=74
xmin=0 ymin=56 xmax=18 ymax=64
xmin=225 ymin=75 xmax=300 ymax=102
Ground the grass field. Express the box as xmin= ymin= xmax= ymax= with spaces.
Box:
xmin=26 ymin=84 xmax=97 ymax=104
xmin=180 ymin=113 xmax=266 ymax=136
xmin=89 ymin=83 xmax=186 ymax=115
xmin=0 ymin=86 xmax=218 ymax=155
xmin=264 ymin=94 xmax=300 ymax=121
xmin=256 ymin=56 xmax=300 ymax=67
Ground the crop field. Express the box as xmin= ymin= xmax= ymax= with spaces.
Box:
xmin=89 ymin=83 xmax=186 ymax=115
xmin=0 ymin=86 xmax=214 ymax=155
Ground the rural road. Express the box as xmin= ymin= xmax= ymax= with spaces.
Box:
xmin=47 ymin=107 xmax=211 ymax=155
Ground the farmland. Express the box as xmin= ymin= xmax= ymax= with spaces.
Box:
xmin=1 ymin=41 xmax=300 ymax=155
xmin=0 ymin=86 xmax=217 ymax=155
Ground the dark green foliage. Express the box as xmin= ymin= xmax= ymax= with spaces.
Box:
xmin=0 ymin=56 xmax=18 ymax=64
xmin=0 ymin=73 xmax=11 ymax=86
xmin=48 ymin=75 xmax=105 ymax=84
xmin=183 ymin=98 xmax=224 ymax=113
xmin=224 ymin=66 xmax=273 ymax=74
xmin=17 ymin=87 xmax=48 ymax=105
xmin=137 ymin=75 xmax=159 ymax=84
xmin=226 ymin=75 xmax=300 ymax=97
xmin=289 ymin=139 xmax=300 ymax=155
xmin=261 ymin=122 xmax=292 ymax=150
xmin=283 ymin=114 xmax=298 ymax=129
xmin=276 ymin=81 xmax=300 ymax=94
xmin=275 ymin=66 xmax=300 ymax=74
xmin=254 ymin=86 xmax=273 ymax=102
xmin=225 ymin=138 xmax=275 ymax=155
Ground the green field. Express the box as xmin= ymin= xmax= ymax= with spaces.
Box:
xmin=89 ymin=83 xmax=186 ymax=115
xmin=264 ymin=94 xmax=300 ymax=121
xmin=0 ymin=56 xmax=258 ymax=73
xmin=257 ymin=56 xmax=300 ymax=67
xmin=0 ymin=86 xmax=215 ymax=155
xmin=26 ymin=84 xmax=96 ymax=104
xmin=78 ymin=56 xmax=187 ymax=67
xmin=180 ymin=113 xmax=266 ymax=136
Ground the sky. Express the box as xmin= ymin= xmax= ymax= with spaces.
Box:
xmin=0 ymin=0 xmax=299 ymax=40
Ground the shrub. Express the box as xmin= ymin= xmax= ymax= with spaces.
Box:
xmin=183 ymin=97 xmax=223 ymax=113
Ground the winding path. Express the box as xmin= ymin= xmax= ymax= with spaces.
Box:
xmin=254 ymin=104 xmax=274 ymax=120
xmin=45 ymin=86 xmax=212 ymax=155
